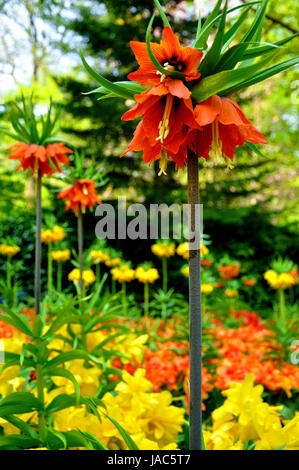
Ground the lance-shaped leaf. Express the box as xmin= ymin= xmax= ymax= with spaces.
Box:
xmin=153 ymin=0 xmax=170 ymax=27
xmin=222 ymin=57 xmax=299 ymax=93
xmin=193 ymin=1 xmax=261 ymax=50
xmin=80 ymin=50 xmax=134 ymax=100
xmin=0 ymin=435 xmax=40 ymax=450
xmin=83 ymin=81 xmax=146 ymax=98
xmin=46 ymin=368 xmax=80 ymax=403
xmin=218 ymin=0 xmax=269 ymax=71
xmin=199 ymin=0 xmax=228 ymax=77
xmin=192 ymin=52 xmax=276 ymax=102
xmin=194 ymin=0 xmax=223 ymax=49
xmin=105 ymin=415 xmax=139 ymax=450
xmin=222 ymin=6 xmax=251 ymax=51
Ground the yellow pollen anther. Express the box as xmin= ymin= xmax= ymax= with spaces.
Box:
xmin=156 ymin=94 xmax=174 ymax=144
xmin=210 ymin=121 xmax=223 ymax=162
xmin=158 ymin=148 xmax=169 ymax=176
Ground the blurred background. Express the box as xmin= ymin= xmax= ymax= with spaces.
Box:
xmin=0 ymin=0 xmax=298 ymax=310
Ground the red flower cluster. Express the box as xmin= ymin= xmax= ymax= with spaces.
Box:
xmin=58 ymin=179 xmax=101 ymax=215
xmin=0 ymin=320 xmax=17 ymax=338
xmin=211 ymin=311 xmax=299 ymax=397
xmin=218 ymin=263 xmax=240 ymax=279
xmin=121 ymin=27 xmax=266 ymax=174
xmin=7 ymin=142 xmax=73 ymax=176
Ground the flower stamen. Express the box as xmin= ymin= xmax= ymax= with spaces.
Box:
xmin=156 ymin=94 xmax=174 ymax=144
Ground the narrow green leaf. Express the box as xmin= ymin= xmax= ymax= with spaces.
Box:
xmin=153 ymin=0 xmax=171 ymax=27
xmin=45 ymin=349 xmax=100 ymax=370
xmin=0 ymin=312 xmax=32 ymax=337
xmin=199 ymin=0 xmax=228 ymax=77
xmin=222 ymin=7 xmax=251 ymax=51
xmin=192 ymin=53 xmax=275 ymax=102
xmin=78 ymin=430 xmax=108 ymax=450
xmin=80 ymin=50 xmax=133 ymax=100
xmin=105 ymin=415 xmax=139 ymax=450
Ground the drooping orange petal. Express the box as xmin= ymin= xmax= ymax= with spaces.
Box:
xmin=194 ymin=95 xmax=222 ymax=126
xmin=166 ymin=79 xmax=190 ymax=99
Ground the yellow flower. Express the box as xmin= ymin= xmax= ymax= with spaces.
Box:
xmin=0 ymin=244 xmax=20 ymax=257
xmin=68 ymin=268 xmax=96 ymax=286
xmin=105 ymin=257 xmax=121 ymax=267
xmin=111 ymin=265 xmax=135 ymax=283
xmin=151 ymin=243 xmax=175 ymax=258
xmin=51 ymin=360 xmax=101 ymax=396
xmin=135 ymin=267 xmax=159 ymax=284
xmin=224 ymin=288 xmax=239 ymax=298
xmin=50 ymin=249 xmax=71 ymax=262
xmin=275 ymin=273 xmax=295 ymax=289
xmin=0 ymin=366 xmax=25 ymax=397
xmin=91 ymin=249 xmax=110 ymax=264
xmin=41 ymin=225 xmax=65 ymax=243
xmin=201 ymin=283 xmax=214 ymax=294
xmin=176 ymin=242 xmax=209 ymax=260
xmin=181 ymin=266 xmax=189 ymax=278
xmin=176 ymin=242 xmax=189 ymax=260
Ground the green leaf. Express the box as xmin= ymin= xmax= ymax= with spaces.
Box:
xmin=219 ymin=0 xmax=269 ymax=70
xmin=42 ymin=314 xmax=79 ymax=340
xmin=199 ymin=0 xmax=228 ymax=77
xmin=192 ymin=53 xmax=275 ymax=102
xmin=221 ymin=57 xmax=299 ymax=93
xmin=0 ymin=434 xmax=40 ymax=450
xmin=105 ymin=415 xmax=139 ymax=450
xmin=80 ymin=50 xmax=133 ymax=100
xmin=194 ymin=0 xmax=223 ymax=49
xmin=44 ymin=350 xmax=100 ymax=370
xmin=78 ymin=430 xmax=108 ymax=450
xmin=222 ymin=7 xmax=251 ymax=51
xmin=83 ymin=81 xmax=146 ymax=97
xmin=153 ymin=0 xmax=171 ymax=27
xmin=0 ymin=312 xmax=32 ymax=337
xmin=2 ymin=415 xmax=38 ymax=439
xmin=246 ymin=142 xmax=267 ymax=158
xmin=0 ymin=392 xmax=43 ymax=416
xmin=193 ymin=2 xmax=262 ymax=50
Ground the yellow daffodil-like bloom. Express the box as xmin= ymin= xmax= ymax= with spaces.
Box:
xmin=201 ymin=284 xmax=214 ymax=294
xmin=0 ymin=244 xmax=20 ymax=257
xmin=41 ymin=225 xmax=65 ymax=244
xmin=264 ymin=270 xmax=295 ymax=289
xmin=181 ymin=266 xmax=189 ymax=278
xmin=204 ymin=374 xmax=299 ymax=450
xmin=111 ymin=265 xmax=135 ymax=283
xmin=105 ymin=257 xmax=121 ymax=267
xmin=68 ymin=268 xmax=96 ymax=286
xmin=0 ymin=366 xmax=25 ymax=398
xmin=135 ymin=267 xmax=159 ymax=284
xmin=91 ymin=249 xmax=110 ymax=264
xmin=50 ymin=249 xmax=71 ymax=263
xmin=53 ymin=368 xmax=183 ymax=450
xmin=151 ymin=242 xmax=175 ymax=258
xmin=176 ymin=242 xmax=209 ymax=260
xmin=51 ymin=359 xmax=101 ymax=396
xmin=224 ymin=288 xmax=239 ymax=298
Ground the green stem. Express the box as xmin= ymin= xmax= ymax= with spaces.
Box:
xmin=122 ymin=282 xmax=127 ymax=315
xmin=96 ymin=263 xmax=100 ymax=283
xmin=112 ymin=278 xmax=116 ymax=295
xmin=162 ymin=257 xmax=168 ymax=292
xmin=144 ymin=283 xmax=149 ymax=317
xmin=47 ymin=243 xmax=53 ymax=295
xmin=35 ymin=170 xmax=42 ymax=316
xmin=77 ymin=208 xmax=84 ymax=293
xmin=187 ymin=149 xmax=202 ymax=451
xmin=7 ymin=257 xmax=12 ymax=289
xmin=279 ymin=288 xmax=286 ymax=324
xmin=57 ymin=262 xmax=62 ymax=292
xmin=36 ymin=363 xmax=46 ymax=442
